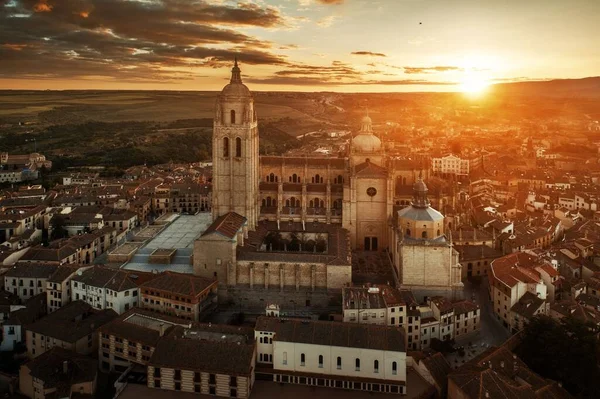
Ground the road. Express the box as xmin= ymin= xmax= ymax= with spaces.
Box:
xmin=463 ymin=278 xmax=510 ymax=346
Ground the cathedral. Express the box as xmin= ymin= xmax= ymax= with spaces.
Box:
xmin=193 ymin=60 xmax=463 ymax=305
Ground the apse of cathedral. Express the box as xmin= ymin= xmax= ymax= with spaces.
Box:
xmin=194 ymin=60 xmax=464 ymax=304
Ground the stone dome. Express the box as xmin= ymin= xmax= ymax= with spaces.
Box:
xmin=353 ymin=113 xmax=381 ymax=153
xmin=220 ymin=82 xmax=251 ymax=98
xmin=352 ymin=133 xmax=382 ymax=153
xmin=219 ymin=57 xmax=251 ymax=98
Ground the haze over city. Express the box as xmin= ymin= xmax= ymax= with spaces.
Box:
xmin=1 ymin=0 xmax=599 ymax=92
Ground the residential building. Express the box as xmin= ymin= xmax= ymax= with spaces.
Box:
xmin=98 ymin=308 xmax=190 ymax=372
xmin=71 ymin=266 xmax=152 ymax=314
xmin=25 ymin=300 xmax=117 ymax=358
xmin=509 ymin=291 xmax=548 ymax=333
xmin=3 ymin=263 xmax=57 ymax=302
xmin=255 ymin=316 xmax=407 ymax=395
xmin=140 ymin=272 xmax=218 ymax=321
xmin=0 ymin=293 xmax=47 ymax=352
xmin=19 ymin=347 xmax=98 ymax=399
xmin=432 ymin=154 xmax=470 ymax=177
xmin=451 ymin=300 xmax=481 ymax=341
xmin=454 ymin=244 xmax=503 ymax=280
xmin=46 ymin=265 xmax=89 ymax=313
xmin=489 ymin=252 xmax=550 ymax=330
xmin=147 ymin=324 xmax=256 ymax=398
xmin=448 ymin=342 xmax=571 ymax=398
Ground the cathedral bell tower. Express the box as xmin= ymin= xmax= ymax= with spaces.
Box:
xmin=212 ymin=58 xmax=260 ymax=228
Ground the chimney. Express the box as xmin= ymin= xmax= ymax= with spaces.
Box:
xmin=159 ymin=323 xmax=165 ymax=337
xmin=63 ymin=361 xmax=68 ymax=374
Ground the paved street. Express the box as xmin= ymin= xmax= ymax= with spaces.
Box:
xmin=447 ymin=278 xmax=510 ymax=369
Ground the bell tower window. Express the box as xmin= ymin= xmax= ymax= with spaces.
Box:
xmin=230 ymin=110 xmax=236 ymax=124
xmin=235 ymin=137 xmax=242 ymax=157
xmin=223 ymin=137 xmax=229 ymax=157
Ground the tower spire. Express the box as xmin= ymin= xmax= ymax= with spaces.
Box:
xmin=230 ymin=57 xmax=242 ymax=83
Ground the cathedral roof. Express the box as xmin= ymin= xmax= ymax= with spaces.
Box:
xmin=352 ymin=133 xmax=382 ymax=153
xmin=354 ymin=160 xmax=387 ymax=177
xmin=397 ymin=206 xmax=444 ymax=222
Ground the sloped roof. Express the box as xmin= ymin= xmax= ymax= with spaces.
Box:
xmin=201 ymin=212 xmax=246 ymax=239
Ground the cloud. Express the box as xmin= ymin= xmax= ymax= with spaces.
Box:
xmin=316 ymin=15 xmax=338 ymax=28
xmin=246 ymin=61 xmax=454 ymax=87
xmin=0 ymin=0 xmax=291 ymax=81
xmin=298 ymin=0 xmax=344 ymax=5
xmin=351 ymin=51 xmax=386 ymax=57
xmin=403 ymin=66 xmax=462 ymax=74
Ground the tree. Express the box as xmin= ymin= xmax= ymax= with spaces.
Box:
xmin=50 ymin=214 xmax=68 ymax=240
xmin=516 ymin=315 xmax=600 ymax=396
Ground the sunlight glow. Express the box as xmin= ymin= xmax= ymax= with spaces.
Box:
xmin=459 ymin=72 xmax=490 ymax=95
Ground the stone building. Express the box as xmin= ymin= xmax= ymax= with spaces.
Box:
xmin=391 ymin=178 xmax=464 ymax=301
xmin=194 ymin=60 xmax=463 ymax=306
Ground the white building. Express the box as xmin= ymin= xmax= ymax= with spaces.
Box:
xmin=431 ymin=154 xmax=469 ymax=177
xmin=255 ymin=316 xmax=407 ymax=395
xmin=3 ymin=263 xmax=57 ymax=302
xmin=71 ymin=266 xmax=142 ymax=314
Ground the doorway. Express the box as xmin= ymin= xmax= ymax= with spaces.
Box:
xmin=364 ymin=237 xmax=378 ymax=251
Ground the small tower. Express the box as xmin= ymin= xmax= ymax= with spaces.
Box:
xmin=212 ymin=58 xmax=260 ymax=228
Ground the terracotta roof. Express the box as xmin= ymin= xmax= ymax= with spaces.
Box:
xmin=27 ymin=301 xmax=117 ymax=343
xmin=449 ymin=345 xmax=572 ymax=399
xmin=98 ymin=308 xmax=190 ymax=347
xmin=5 ymin=263 xmax=58 ymax=278
xmin=420 ymin=352 xmax=450 ymax=390
xmin=24 ymin=347 xmax=97 ymax=390
xmin=510 ymin=292 xmax=545 ymax=319
xmin=140 ymin=271 xmax=216 ymax=298
xmin=149 ymin=325 xmax=255 ymax=376
xmin=201 ymin=212 xmax=246 ymax=239
xmin=452 ymin=300 xmax=480 ymax=316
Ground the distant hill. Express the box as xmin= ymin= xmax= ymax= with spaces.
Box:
xmin=490 ymin=76 xmax=600 ymax=98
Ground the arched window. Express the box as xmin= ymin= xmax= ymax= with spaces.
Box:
xmin=337 ymin=356 xmax=342 ymax=370
xmin=259 ymin=337 xmax=263 ymax=343
xmin=422 ymin=231 xmax=428 ymax=239
xmin=318 ymin=355 xmax=323 ymax=368
xmin=374 ymin=360 xmax=379 ymax=373
xmin=261 ymin=199 xmax=266 ymax=207
xmin=300 ymin=353 xmax=306 ymax=366
xmin=266 ymin=197 xmax=273 ymax=207
xmin=223 ymin=137 xmax=229 ymax=157
xmin=309 ymin=200 xmax=314 ymax=208
xmin=406 ymin=229 xmax=411 ymax=237
xmin=437 ymin=229 xmax=441 ymax=236
xmin=392 ymin=361 xmax=397 ymax=375
xmin=230 ymin=109 xmax=236 ymax=124
xmin=235 ymin=137 xmax=242 ymax=157
xmin=355 ymin=358 xmax=360 ymax=371
xmin=269 ymin=173 xmax=275 ymax=182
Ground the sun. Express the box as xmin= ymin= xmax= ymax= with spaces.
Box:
xmin=459 ymin=72 xmax=490 ymax=95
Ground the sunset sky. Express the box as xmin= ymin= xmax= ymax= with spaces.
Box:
xmin=0 ymin=0 xmax=598 ymax=92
